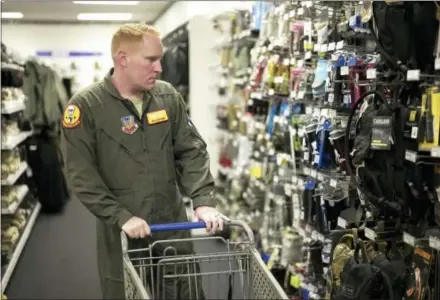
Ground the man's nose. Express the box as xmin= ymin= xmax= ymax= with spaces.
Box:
xmin=153 ymin=60 xmax=162 ymax=74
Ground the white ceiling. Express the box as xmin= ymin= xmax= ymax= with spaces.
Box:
xmin=1 ymin=0 xmax=172 ymax=23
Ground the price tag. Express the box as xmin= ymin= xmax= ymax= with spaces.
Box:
xmin=317 ymin=173 xmax=324 ymax=181
xmin=311 ymin=169 xmax=317 ymax=178
xmin=290 ymin=91 xmax=297 ymax=99
xmin=314 ymin=43 xmax=320 ymax=52
xmin=365 ymin=228 xmax=376 ymax=241
xmin=297 ymin=7 xmax=304 ymax=15
xmin=407 ymin=69 xmax=420 ymax=81
xmin=429 ymin=236 xmax=440 ymax=251
xmin=328 ymin=42 xmax=336 ymax=51
xmin=336 ymin=40 xmax=344 ymax=50
xmin=320 ymin=44 xmax=328 ymax=52
xmin=297 ymin=60 xmax=304 ymax=68
xmin=303 ymin=152 xmax=310 ymax=161
xmin=274 ymin=76 xmax=283 ymax=84
xmin=305 ymin=106 xmax=313 ymax=114
xmin=290 ymin=58 xmax=297 ymax=65
xmin=289 ymin=10 xmax=296 ymax=18
xmin=340 ymin=66 xmax=349 ymax=76
xmin=405 ymin=150 xmax=417 ymax=163
xmin=283 ymin=13 xmax=289 ymax=21
xmin=435 ymin=58 xmax=440 ymax=70
xmin=329 ymin=109 xmax=337 ymax=118
xmin=250 ymin=92 xmax=263 ymax=100
xmin=283 ymin=58 xmax=290 ymax=65
xmin=431 ymin=147 xmax=440 ymax=157
xmin=337 ymin=217 xmax=347 ymax=229
xmin=411 ymin=127 xmax=418 ymax=139
xmin=297 ymin=91 xmax=305 ymax=99
xmin=330 ymin=179 xmax=338 ymax=188
xmin=268 ymin=89 xmax=275 ymax=96
xmin=268 ymin=148 xmax=275 ymax=156
xmin=327 ymin=93 xmax=335 ymax=103
xmin=305 ymin=51 xmax=312 ymax=59
xmin=403 ymin=232 xmax=416 ymax=247
xmin=366 ymin=68 xmax=376 ymax=79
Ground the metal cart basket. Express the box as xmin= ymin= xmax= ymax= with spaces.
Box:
xmin=121 ymin=220 xmax=289 ymax=299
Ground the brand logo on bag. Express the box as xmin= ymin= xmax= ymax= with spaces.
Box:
xmin=146 ymin=110 xmax=168 ymax=125
xmin=121 ymin=116 xmax=138 ymax=134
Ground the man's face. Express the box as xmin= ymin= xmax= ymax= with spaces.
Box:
xmin=123 ymin=34 xmax=163 ymax=91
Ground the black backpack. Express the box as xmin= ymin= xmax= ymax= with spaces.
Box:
xmin=336 ymin=243 xmax=407 ymax=300
xmin=371 ymin=1 xmax=439 ymax=73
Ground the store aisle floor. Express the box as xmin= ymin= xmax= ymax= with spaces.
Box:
xmin=6 ymin=198 xmax=102 ymax=299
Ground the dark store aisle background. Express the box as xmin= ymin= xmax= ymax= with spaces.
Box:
xmin=5 ymin=198 xmax=102 ymax=299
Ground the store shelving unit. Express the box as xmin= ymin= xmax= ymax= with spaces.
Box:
xmin=1 ymin=202 xmax=41 ymax=294
xmin=1 ymin=61 xmax=40 ymax=294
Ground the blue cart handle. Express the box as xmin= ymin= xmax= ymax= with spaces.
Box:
xmin=150 ymin=221 xmax=207 ymax=232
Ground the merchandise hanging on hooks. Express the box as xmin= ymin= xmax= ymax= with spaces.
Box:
xmin=211 ymin=1 xmax=440 ymax=299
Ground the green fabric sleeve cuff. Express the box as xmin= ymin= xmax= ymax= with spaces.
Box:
xmin=116 ymin=209 xmax=134 ymax=229
xmin=192 ymin=196 xmax=217 ymax=210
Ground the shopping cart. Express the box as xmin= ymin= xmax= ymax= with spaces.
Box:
xmin=121 ymin=220 xmax=289 ymax=299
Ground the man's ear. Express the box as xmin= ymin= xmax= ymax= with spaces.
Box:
xmin=118 ymin=50 xmax=128 ymax=67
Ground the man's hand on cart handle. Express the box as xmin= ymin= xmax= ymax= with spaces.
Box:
xmin=121 ymin=216 xmax=151 ymax=239
xmin=194 ymin=206 xmax=230 ymax=234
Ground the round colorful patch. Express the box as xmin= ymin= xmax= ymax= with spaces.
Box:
xmin=62 ymin=104 xmax=81 ymax=128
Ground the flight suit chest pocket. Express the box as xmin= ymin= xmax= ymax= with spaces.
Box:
xmin=144 ymin=116 xmax=172 ymax=152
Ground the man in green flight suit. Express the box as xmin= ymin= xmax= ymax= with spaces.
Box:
xmin=60 ymin=23 xmax=225 ymax=299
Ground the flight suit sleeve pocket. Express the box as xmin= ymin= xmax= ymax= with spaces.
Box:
xmin=188 ymin=123 xmax=207 ymax=148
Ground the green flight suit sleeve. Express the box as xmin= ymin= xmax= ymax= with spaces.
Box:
xmin=171 ymin=93 xmax=217 ymax=209
xmin=60 ymin=98 xmax=134 ymax=228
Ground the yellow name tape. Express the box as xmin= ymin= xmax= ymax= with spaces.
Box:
xmin=146 ymin=110 xmax=168 ymax=125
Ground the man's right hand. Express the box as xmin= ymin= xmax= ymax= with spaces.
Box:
xmin=121 ymin=216 xmax=151 ymax=238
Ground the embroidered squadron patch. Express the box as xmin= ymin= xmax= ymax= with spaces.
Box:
xmin=121 ymin=115 xmax=138 ymax=134
xmin=146 ymin=110 xmax=168 ymax=125
xmin=62 ymin=104 xmax=81 ymax=128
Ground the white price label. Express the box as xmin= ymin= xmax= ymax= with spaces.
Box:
xmin=337 ymin=217 xmax=347 ymax=229
xmin=250 ymin=92 xmax=263 ymax=99
xmin=283 ymin=58 xmax=290 ymax=66
xmin=303 ymin=167 xmax=310 ymax=175
xmin=283 ymin=13 xmax=289 ymax=21
xmin=289 ymin=10 xmax=296 ymax=18
xmin=303 ymin=152 xmax=310 ymax=161
xmin=311 ymin=169 xmax=317 ymax=178
xmin=298 ymin=7 xmax=304 ymax=15
xmin=405 ymin=150 xmax=417 ymax=163
xmin=305 ymin=51 xmax=312 ymax=60
xmin=329 ymin=109 xmax=337 ymax=118
xmin=328 ymin=42 xmax=336 ymax=51
xmin=411 ymin=127 xmax=418 ymax=139
xmin=320 ymin=44 xmax=328 ymax=52
xmin=268 ymin=89 xmax=275 ymax=96
xmin=269 ymin=148 xmax=275 ymax=156
xmin=366 ymin=68 xmax=377 ymax=79
xmin=328 ymin=93 xmax=335 ymax=103
xmin=330 ymin=179 xmax=338 ymax=188
xmin=407 ymin=69 xmax=420 ymax=81
xmin=403 ymin=232 xmax=416 ymax=247
xmin=297 ymin=60 xmax=304 ymax=68
xmin=317 ymin=173 xmax=324 ymax=181
xmin=297 ymin=91 xmax=305 ymax=99
xmin=336 ymin=40 xmax=344 ymax=50
xmin=365 ymin=228 xmax=376 ymax=241
xmin=431 ymin=147 xmax=440 ymax=157
xmin=340 ymin=66 xmax=349 ymax=76
xmin=429 ymin=236 xmax=440 ymax=251
xmin=314 ymin=44 xmax=320 ymax=52
xmin=435 ymin=58 xmax=440 ymax=70
xmin=305 ymin=106 xmax=313 ymax=114
xmin=274 ymin=76 xmax=283 ymax=84
xmin=290 ymin=58 xmax=297 ymax=65
xmin=290 ymin=91 xmax=297 ymax=99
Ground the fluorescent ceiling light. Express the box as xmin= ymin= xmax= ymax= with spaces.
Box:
xmin=77 ymin=13 xmax=132 ymax=21
xmin=73 ymin=1 xmax=140 ymax=5
xmin=1 ymin=12 xmax=23 ymax=19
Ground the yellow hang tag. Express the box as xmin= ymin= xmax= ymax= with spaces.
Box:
xmin=146 ymin=110 xmax=168 ymax=125
xmin=290 ymin=274 xmax=301 ymax=289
